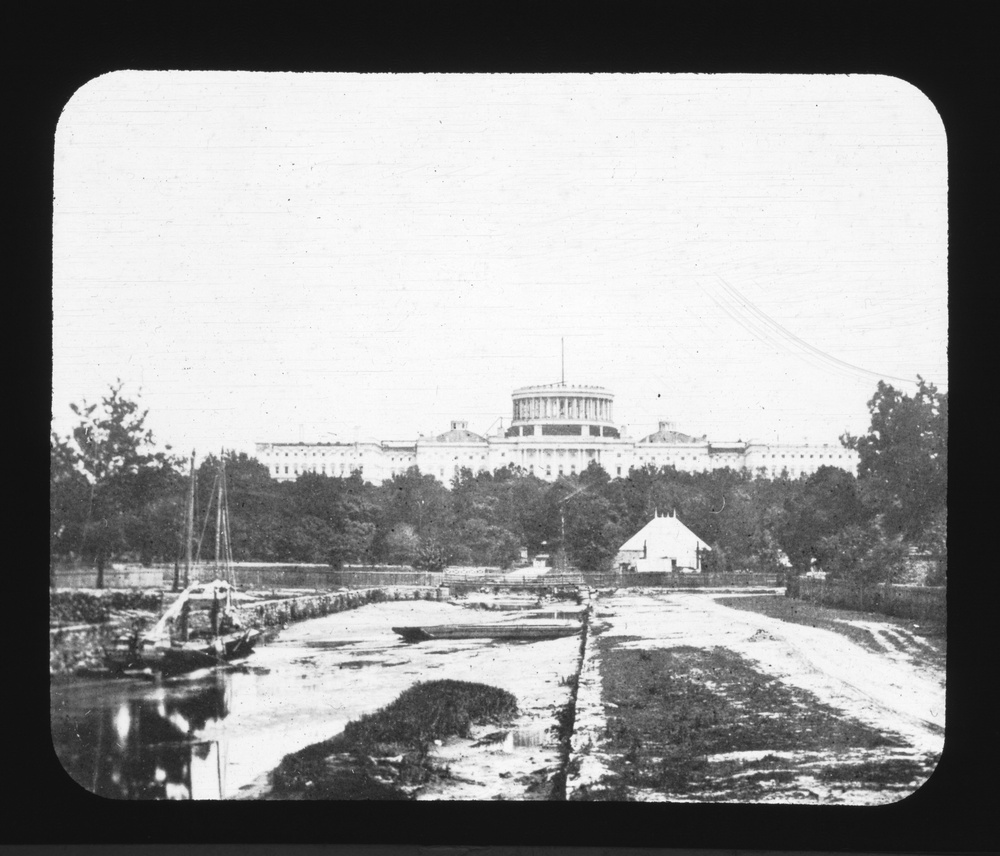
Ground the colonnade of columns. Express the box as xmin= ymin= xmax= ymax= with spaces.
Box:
xmin=513 ymin=395 xmax=613 ymax=422
xmin=515 ymin=446 xmax=603 ymax=467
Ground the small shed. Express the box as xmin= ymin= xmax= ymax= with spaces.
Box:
xmin=615 ymin=511 xmax=711 ymax=573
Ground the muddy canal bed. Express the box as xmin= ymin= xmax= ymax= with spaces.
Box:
xmin=50 ymin=598 xmax=582 ymax=800
xmin=568 ymin=591 xmax=945 ymax=805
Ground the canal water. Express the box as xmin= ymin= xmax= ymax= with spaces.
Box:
xmin=50 ymin=598 xmax=581 ymax=800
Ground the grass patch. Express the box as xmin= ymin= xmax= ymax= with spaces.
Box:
xmin=714 ymin=595 xmax=946 ymax=667
xmin=574 ymin=639 xmax=908 ymax=801
xmin=816 ymin=758 xmax=924 ymax=786
xmin=343 ymin=679 xmax=518 ymax=751
xmin=270 ymin=679 xmax=518 ymax=799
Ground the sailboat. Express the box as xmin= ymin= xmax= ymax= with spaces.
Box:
xmin=105 ymin=452 xmax=260 ymax=674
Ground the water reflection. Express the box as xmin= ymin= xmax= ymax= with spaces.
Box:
xmin=51 ymin=673 xmax=231 ymax=800
xmin=51 ymin=600 xmax=583 ymax=800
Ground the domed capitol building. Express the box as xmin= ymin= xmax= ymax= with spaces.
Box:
xmin=256 ymin=381 xmax=858 ymax=485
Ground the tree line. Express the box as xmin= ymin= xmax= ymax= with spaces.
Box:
xmin=51 ymin=379 xmax=946 ymax=587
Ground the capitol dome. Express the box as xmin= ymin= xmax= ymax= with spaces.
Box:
xmin=505 ymin=382 xmax=619 ymax=439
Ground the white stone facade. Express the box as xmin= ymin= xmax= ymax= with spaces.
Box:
xmin=256 ymin=383 xmax=858 ymax=485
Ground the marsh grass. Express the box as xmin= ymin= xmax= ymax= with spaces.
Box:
xmin=270 ymin=679 xmax=518 ymax=799
xmin=574 ymin=639 xmax=911 ymax=801
xmin=816 ymin=758 xmax=924 ymax=785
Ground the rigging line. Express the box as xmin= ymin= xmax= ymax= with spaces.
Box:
xmin=702 ymin=283 xmax=864 ymax=384
xmin=195 ymin=473 xmax=219 ymax=564
xmin=222 ymin=466 xmax=234 ymax=580
xmin=703 ymin=284 xmax=804 ymax=358
xmin=715 ymin=275 xmax=879 ymax=380
xmin=715 ymin=276 xmax=916 ymax=385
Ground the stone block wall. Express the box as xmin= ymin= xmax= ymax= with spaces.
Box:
xmin=52 ymin=566 xmax=166 ymax=589
xmin=50 ymin=586 xmax=442 ymax=675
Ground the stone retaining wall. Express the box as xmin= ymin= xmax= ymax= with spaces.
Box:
xmin=327 ymin=569 xmax=443 ymax=588
xmin=54 ymin=562 xmax=436 ymax=592
xmin=234 ymin=586 xmax=440 ymax=630
xmin=50 ymin=589 xmax=165 ymax=624
xmin=52 ymin=566 xmax=165 ymax=589
xmin=443 ymin=570 xmax=781 ymax=589
xmin=49 ymin=585 xmax=441 ymax=675
xmin=585 ymin=571 xmax=782 ymax=588
xmin=49 ymin=622 xmax=124 ymax=675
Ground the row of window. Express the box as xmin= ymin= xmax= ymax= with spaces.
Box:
xmin=274 ymin=452 xmax=849 ymax=475
xmin=275 ymin=461 xmax=840 ymax=482
xmin=274 ymin=450 xmax=365 ymax=459
xmin=275 ymin=464 xmax=364 ymax=476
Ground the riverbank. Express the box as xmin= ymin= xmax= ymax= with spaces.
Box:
xmin=49 ymin=585 xmax=443 ymax=676
xmin=52 ymin=587 xmax=944 ymax=802
xmin=565 ymin=591 xmax=944 ymax=804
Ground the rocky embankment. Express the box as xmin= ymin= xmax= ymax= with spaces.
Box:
xmin=49 ymin=586 xmax=443 ymax=676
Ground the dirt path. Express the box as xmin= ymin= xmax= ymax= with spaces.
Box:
xmin=568 ymin=591 xmax=945 ymax=804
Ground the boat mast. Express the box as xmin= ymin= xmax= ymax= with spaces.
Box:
xmin=184 ymin=449 xmax=195 ymax=589
xmin=214 ymin=451 xmax=224 ymax=579
xmin=214 ymin=450 xmax=234 ymax=585
xmin=221 ymin=452 xmax=233 ymax=584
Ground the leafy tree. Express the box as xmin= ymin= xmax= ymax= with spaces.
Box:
xmin=60 ymin=382 xmax=180 ymax=586
xmin=50 ymin=432 xmax=90 ymax=581
xmin=701 ymin=543 xmax=731 ymax=573
xmin=916 ymin=508 xmax=947 ymax=585
xmin=552 ymin=465 xmax=626 ymax=572
xmin=327 ymin=520 xmax=377 ymax=569
xmin=502 ymin=471 xmax=551 ymax=555
xmin=842 ymin=377 xmax=947 ymax=539
xmin=816 ymin=518 xmax=908 ymax=599
xmin=413 ymin=541 xmax=451 ymax=573
xmin=378 ymin=468 xmax=452 ymax=535
xmin=279 ymin=515 xmax=339 ymax=564
xmin=383 ymin=523 xmax=421 ymax=565
xmin=564 ymin=491 xmax=623 ymax=572
xmin=450 ymin=518 xmax=522 ymax=568
xmin=773 ymin=466 xmax=866 ymax=574
xmin=195 ymin=452 xmax=284 ymax=562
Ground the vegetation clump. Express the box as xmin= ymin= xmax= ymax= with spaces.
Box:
xmin=269 ymin=679 xmax=518 ymax=800
xmin=578 ymin=638 xmax=912 ymax=801
xmin=816 ymin=758 xmax=924 ymax=786
xmin=343 ymin=679 xmax=518 ymax=750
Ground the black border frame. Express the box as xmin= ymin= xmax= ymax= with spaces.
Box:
xmin=15 ymin=1 xmax=991 ymax=851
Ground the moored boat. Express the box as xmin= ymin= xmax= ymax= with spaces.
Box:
xmin=104 ymin=451 xmax=259 ymax=675
xmin=391 ymin=621 xmax=582 ymax=642
xmin=105 ymin=578 xmax=260 ymax=674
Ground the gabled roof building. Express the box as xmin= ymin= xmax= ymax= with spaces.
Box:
xmin=615 ymin=511 xmax=711 ymax=573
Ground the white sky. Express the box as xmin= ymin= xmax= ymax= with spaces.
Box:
xmin=52 ymin=72 xmax=947 ymax=457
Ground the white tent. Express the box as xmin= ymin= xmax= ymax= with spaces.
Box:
xmin=615 ymin=511 xmax=711 ymax=573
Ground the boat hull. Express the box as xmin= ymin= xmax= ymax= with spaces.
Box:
xmin=392 ymin=623 xmax=581 ymax=642
xmin=104 ymin=629 xmax=260 ymax=674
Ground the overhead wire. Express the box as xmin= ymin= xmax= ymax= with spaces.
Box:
xmin=700 ymin=280 xmax=868 ymax=384
xmin=712 ymin=275 xmax=919 ymax=386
